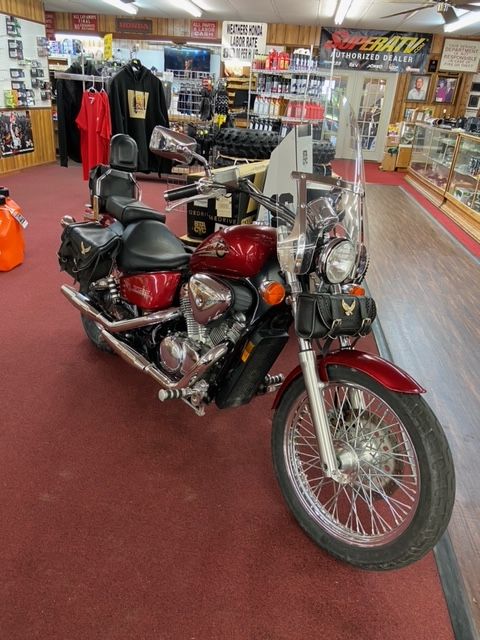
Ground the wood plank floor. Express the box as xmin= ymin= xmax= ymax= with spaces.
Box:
xmin=366 ymin=184 xmax=480 ymax=634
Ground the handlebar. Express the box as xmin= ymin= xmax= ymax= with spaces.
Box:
xmin=164 ymin=183 xmax=202 ymax=202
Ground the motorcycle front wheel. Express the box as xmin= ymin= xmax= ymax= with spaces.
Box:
xmin=272 ymin=365 xmax=455 ymax=570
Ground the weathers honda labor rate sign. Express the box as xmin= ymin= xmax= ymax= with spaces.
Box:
xmin=221 ymin=21 xmax=267 ymax=62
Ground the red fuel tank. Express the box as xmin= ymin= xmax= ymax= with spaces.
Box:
xmin=120 ymin=272 xmax=181 ymax=310
xmin=190 ymin=225 xmax=277 ymax=278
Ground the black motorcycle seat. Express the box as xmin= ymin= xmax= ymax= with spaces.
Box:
xmin=106 ymin=195 xmax=166 ymax=225
xmin=118 ymin=219 xmax=190 ymax=272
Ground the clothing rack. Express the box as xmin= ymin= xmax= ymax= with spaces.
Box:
xmin=54 ymin=72 xmax=107 ymax=81
xmin=167 ymin=70 xmax=212 ymax=80
xmin=54 ymin=71 xmax=111 ymax=92
xmin=169 ymin=73 xmax=213 ymax=119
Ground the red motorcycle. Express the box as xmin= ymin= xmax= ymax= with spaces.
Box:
xmin=58 ymin=101 xmax=455 ymax=570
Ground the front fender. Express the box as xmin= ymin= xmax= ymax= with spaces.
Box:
xmin=272 ymin=349 xmax=425 ymax=410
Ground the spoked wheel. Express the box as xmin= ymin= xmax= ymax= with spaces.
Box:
xmin=272 ymin=365 xmax=455 ymax=570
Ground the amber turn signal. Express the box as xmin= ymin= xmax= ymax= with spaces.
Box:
xmin=349 ymin=286 xmax=365 ymax=296
xmin=260 ymin=281 xmax=286 ymax=305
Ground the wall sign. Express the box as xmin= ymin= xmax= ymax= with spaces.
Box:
xmin=72 ymin=14 xmax=98 ymax=33
xmin=45 ymin=11 xmax=55 ymax=40
xmin=115 ymin=18 xmax=153 ymax=34
xmin=440 ymin=38 xmax=480 ymax=73
xmin=221 ymin=21 xmax=267 ymax=62
xmin=104 ymin=34 xmax=113 ymax=61
xmin=191 ymin=20 xmax=217 ymax=40
xmin=319 ymin=28 xmax=432 ymax=73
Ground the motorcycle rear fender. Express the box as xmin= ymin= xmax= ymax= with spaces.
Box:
xmin=272 ymin=349 xmax=426 ymax=409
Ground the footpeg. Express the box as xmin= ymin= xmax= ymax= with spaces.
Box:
xmin=158 ymin=381 xmax=209 ymax=417
xmin=158 ymin=388 xmax=193 ymax=401
xmin=257 ymin=373 xmax=285 ymax=395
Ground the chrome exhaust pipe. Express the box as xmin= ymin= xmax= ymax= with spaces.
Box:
xmin=61 ymin=284 xmax=180 ymax=332
xmin=100 ymin=329 xmax=229 ymax=390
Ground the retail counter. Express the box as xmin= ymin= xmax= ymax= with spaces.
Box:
xmin=405 ymin=123 xmax=480 ymax=242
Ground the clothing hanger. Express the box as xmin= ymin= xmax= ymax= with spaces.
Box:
xmin=130 ymin=58 xmax=142 ymax=71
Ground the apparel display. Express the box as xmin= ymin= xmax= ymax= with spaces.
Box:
xmin=56 ymin=60 xmax=99 ymax=167
xmin=108 ymin=60 xmax=170 ymax=173
xmin=75 ymin=89 xmax=111 ymax=180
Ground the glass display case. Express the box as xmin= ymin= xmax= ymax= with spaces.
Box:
xmin=406 ymin=125 xmax=480 ymax=241
xmin=447 ymin=133 xmax=480 ymax=216
xmin=409 ymin=124 xmax=457 ymax=195
xmin=399 ymin=122 xmax=416 ymax=145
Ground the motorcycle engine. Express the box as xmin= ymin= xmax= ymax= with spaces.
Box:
xmin=158 ymin=277 xmax=254 ymax=378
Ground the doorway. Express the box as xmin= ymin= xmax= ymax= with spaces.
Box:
xmin=337 ymin=71 xmax=398 ymax=162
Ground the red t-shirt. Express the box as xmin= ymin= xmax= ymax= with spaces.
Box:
xmin=75 ymin=90 xmax=111 ymax=180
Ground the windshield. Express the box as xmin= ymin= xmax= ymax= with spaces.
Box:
xmin=259 ymin=95 xmax=367 ymax=278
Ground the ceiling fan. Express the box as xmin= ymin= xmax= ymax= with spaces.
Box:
xmin=381 ymin=0 xmax=480 ymax=24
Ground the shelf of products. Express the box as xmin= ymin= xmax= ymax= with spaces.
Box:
xmin=406 ymin=124 xmax=480 ymax=241
xmin=249 ymin=50 xmax=346 ymax=133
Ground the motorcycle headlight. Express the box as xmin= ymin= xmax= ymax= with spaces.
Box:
xmin=319 ymin=239 xmax=356 ymax=284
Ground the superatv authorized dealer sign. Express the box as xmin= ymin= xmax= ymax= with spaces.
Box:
xmin=319 ymin=28 xmax=432 ymax=73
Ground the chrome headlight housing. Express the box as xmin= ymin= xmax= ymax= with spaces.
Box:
xmin=318 ymin=238 xmax=356 ymax=284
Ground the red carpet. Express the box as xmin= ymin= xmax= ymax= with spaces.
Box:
xmin=0 ymin=163 xmax=454 ymax=640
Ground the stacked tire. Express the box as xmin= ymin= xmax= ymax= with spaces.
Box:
xmin=215 ymin=129 xmax=279 ymax=162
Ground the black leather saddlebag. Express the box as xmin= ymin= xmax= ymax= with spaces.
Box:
xmin=58 ymin=222 xmax=121 ymax=288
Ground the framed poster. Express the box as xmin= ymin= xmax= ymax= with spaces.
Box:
xmin=434 ymin=76 xmax=459 ymax=104
xmin=0 ymin=110 xmax=34 ymax=157
xmin=406 ymin=74 xmax=430 ymax=102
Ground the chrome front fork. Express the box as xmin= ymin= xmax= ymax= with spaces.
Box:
xmin=297 ymin=338 xmax=341 ymax=479
xmin=286 ymin=276 xmax=342 ymax=481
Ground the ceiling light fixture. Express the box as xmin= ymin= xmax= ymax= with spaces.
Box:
xmin=103 ymin=0 xmax=138 ymax=15
xmin=176 ymin=0 xmax=203 ymax=17
xmin=56 ymin=33 xmax=103 ymax=41
xmin=444 ymin=11 xmax=480 ymax=32
xmin=334 ymin=0 xmax=354 ymax=24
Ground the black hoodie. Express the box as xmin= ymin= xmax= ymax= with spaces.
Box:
xmin=109 ymin=64 xmax=170 ymax=173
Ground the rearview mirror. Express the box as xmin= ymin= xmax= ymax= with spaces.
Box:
xmin=149 ymin=126 xmax=197 ymax=163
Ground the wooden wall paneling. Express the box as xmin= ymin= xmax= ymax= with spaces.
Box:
xmin=391 ymin=74 xmax=409 ymax=123
xmin=53 ymin=12 xmax=71 ymax=31
xmin=0 ymin=0 xmax=44 ymax=22
xmin=267 ymin=23 xmax=281 ymax=45
xmin=285 ymin=25 xmax=300 ymax=45
xmin=0 ymin=109 xmax=56 ymax=175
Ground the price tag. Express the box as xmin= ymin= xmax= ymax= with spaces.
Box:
xmin=216 ymin=196 xmax=232 ymax=218
xmin=8 ymin=208 xmax=28 ymax=229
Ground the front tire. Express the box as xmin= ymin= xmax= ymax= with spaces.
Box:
xmin=272 ymin=365 xmax=455 ymax=570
